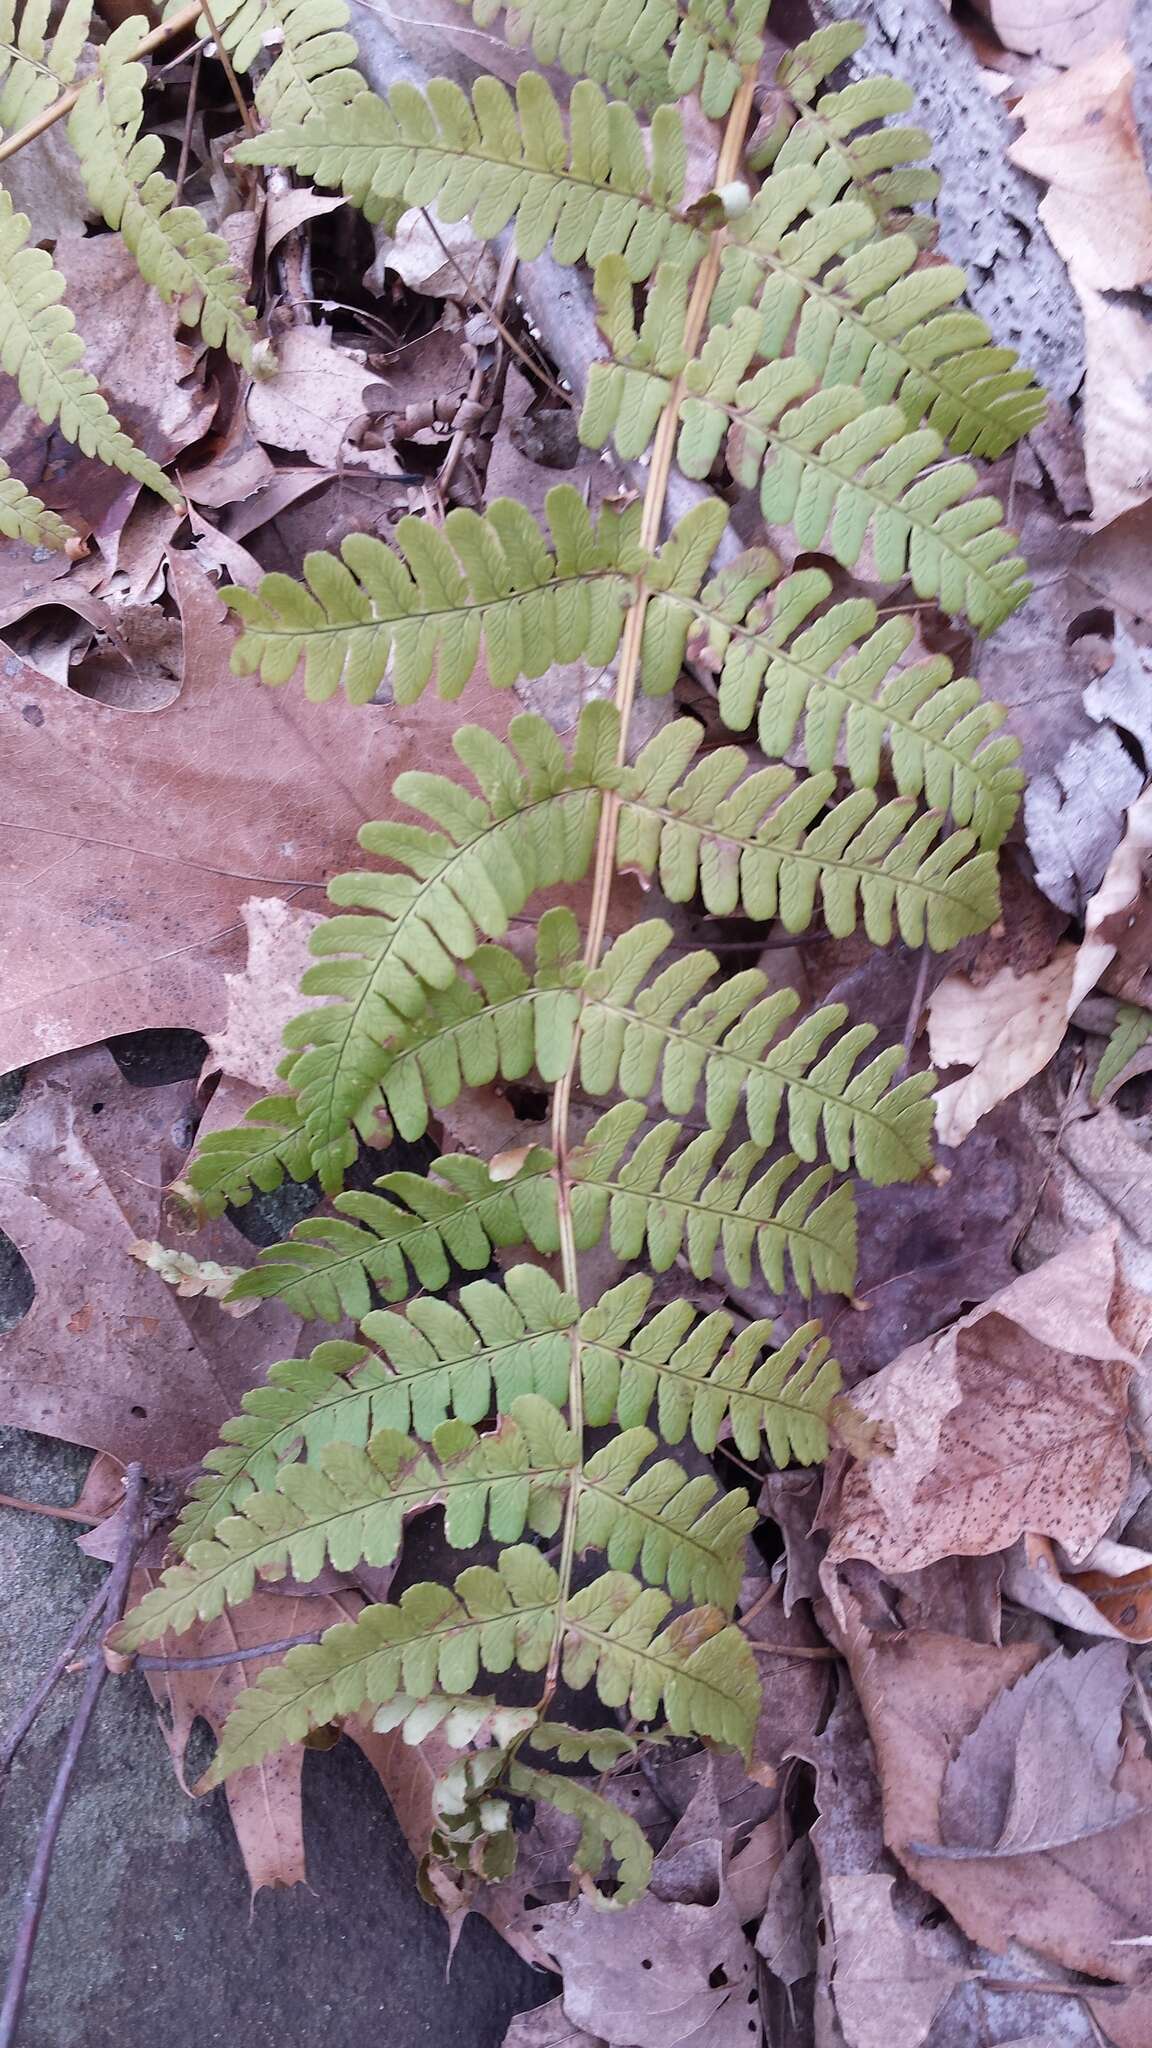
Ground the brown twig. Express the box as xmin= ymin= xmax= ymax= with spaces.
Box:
xmin=898 ymin=941 xmax=933 ymax=1076
xmin=132 ymin=1633 xmax=324 ymax=1672
xmin=0 ymin=2 xmax=203 ymax=164
xmin=0 ymin=1493 xmax=97 ymax=1526
xmin=173 ymin=42 xmax=203 ymax=204
xmin=194 ymin=0 xmax=256 ymax=136
xmin=0 ymin=1579 xmax=113 ymax=1793
xmin=0 ymin=1465 xmax=146 ymax=2048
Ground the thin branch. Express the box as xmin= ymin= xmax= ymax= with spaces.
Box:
xmin=0 ymin=1 xmax=203 ymax=164
xmin=0 ymin=1466 xmax=146 ymax=2048
xmin=133 ymin=1633 xmax=323 ymax=1672
xmin=898 ymin=941 xmax=933 ymax=1076
xmin=0 ymin=1579 xmax=113 ymax=1791
xmin=0 ymin=1492 xmax=97 ymax=1526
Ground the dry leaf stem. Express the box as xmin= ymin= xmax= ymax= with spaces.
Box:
xmin=0 ymin=1464 xmax=145 ymax=2048
xmin=540 ymin=67 xmax=759 ymax=1706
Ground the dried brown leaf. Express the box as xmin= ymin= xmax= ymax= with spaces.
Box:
xmin=826 ymin=1872 xmax=968 ymax=2048
xmin=0 ymin=551 xmax=508 ymax=1072
xmin=825 ymin=1232 xmax=1140 ymax=1579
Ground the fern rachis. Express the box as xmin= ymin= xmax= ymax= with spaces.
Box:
xmin=112 ymin=14 xmax=1039 ymax=1904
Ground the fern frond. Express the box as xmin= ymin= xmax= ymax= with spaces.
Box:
xmin=277 ymin=700 xmax=619 ymax=1187
xmin=505 ymin=1762 xmax=654 ymax=1901
xmin=571 ymin=1100 xmax=857 ymax=1298
xmin=185 ymin=0 xmax=364 ymax=122
xmin=176 ymin=1090 xmax=337 ymax=1218
xmin=588 ymin=227 xmax=1043 ymax=488
xmin=353 ymin=910 xmax=932 ymax=1182
xmin=69 ymin=23 xmax=257 ymax=367
xmin=0 ymin=0 xmax=89 ymax=134
xmin=226 ymin=1147 xmax=562 ymax=1320
xmin=620 ymin=717 xmax=1001 ymax=949
xmin=585 ymin=290 xmax=1028 ymax=629
xmin=0 ymin=455 xmax=75 ymax=548
xmin=0 ymin=186 xmax=181 ymax=505
xmin=582 ymin=918 xmax=936 ymax=1182
xmin=176 ymin=1263 xmax=839 ymax=1551
xmin=174 ymin=1267 xmax=574 ymax=1547
xmin=233 ymin=72 xmax=705 ymax=278
xmin=579 ymin=1276 xmax=839 ymax=1463
xmin=644 ymin=547 xmax=1023 ymax=846
xmin=443 ymin=0 xmax=770 ymax=116
xmin=760 ymin=26 xmax=938 ymax=222
xmin=1092 ymin=1002 xmax=1152 ymax=1100
xmin=229 ymin=1091 xmax=857 ymax=1318
xmin=224 ymin=486 xmax=644 ymax=704
xmin=152 ymin=1544 xmax=759 ymax=1777
xmin=122 ymin=1387 xmax=749 ymax=1632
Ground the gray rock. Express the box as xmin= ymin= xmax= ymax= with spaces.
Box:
xmin=0 ymin=1427 xmax=552 ymax=2048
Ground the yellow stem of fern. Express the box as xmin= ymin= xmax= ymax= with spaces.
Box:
xmin=539 ymin=66 xmax=759 ymax=1707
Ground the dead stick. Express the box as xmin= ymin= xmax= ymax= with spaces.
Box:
xmin=0 ymin=1465 xmax=145 ymax=2048
xmin=0 ymin=1493 xmax=97 ymax=1526
xmin=0 ymin=1579 xmax=113 ymax=1791
xmin=0 ymin=2 xmax=203 ymax=164
xmin=133 ymin=1633 xmax=323 ymax=1672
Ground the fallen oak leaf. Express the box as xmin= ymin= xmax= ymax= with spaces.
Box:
xmin=826 ymin=1872 xmax=970 ymax=2048
xmin=932 ymin=1642 xmax=1144 ymax=1859
xmin=0 ymin=549 xmax=510 ymax=1073
xmin=930 ymin=785 xmax=1152 ymax=1145
xmin=823 ymin=1232 xmax=1142 ymax=1582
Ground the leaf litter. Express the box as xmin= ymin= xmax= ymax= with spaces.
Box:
xmin=5 ymin=3 xmax=1152 ymax=2046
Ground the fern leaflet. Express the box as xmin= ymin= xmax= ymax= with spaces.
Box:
xmin=70 ymin=22 xmax=258 ymax=368
xmin=0 ymin=186 xmax=181 ymax=505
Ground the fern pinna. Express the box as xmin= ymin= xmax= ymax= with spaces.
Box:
xmin=113 ymin=11 xmax=1039 ymax=1906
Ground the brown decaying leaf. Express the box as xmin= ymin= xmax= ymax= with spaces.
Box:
xmin=929 ymin=785 xmax=1152 ymax=1145
xmin=826 ymin=1872 xmax=968 ymax=2048
xmin=849 ymin=1624 xmax=1152 ymax=1994
xmin=988 ymin=0 xmax=1131 ymax=67
xmin=245 ymin=326 xmax=396 ymax=473
xmin=824 ymin=1231 xmax=1141 ymax=1581
xmin=1009 ymin=43 xmax=1152 ymax=524
xmin=502 ymin=2004 xmax=605 ymax=2048
xmin=203 ymin=896 xmax=325 ymax=1094
xmin=0 ymin=1045 xmax=304 ymax=1464
xmin=0 ymin=551 xmax=509 ymax=1073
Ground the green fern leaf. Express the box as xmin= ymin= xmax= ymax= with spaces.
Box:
xmin=278 ymin=699 xmax=620 ymax=1187
xmin=583 ymin=917 xmax=936 ymax=1182
xmin=0 ymin=454 xmax=76 ymax=548
xmin=176 ymin=1263 xmax=839 ymax=1549
xmin=1092 ymin=1002 xmax=1152 ymax=1100
xmin=571 ymin=1100 xmax=858 ymax=1298
xmin=505 ymin=1762 xmax=653 ymax=1903
xmin=233 ymin=72 xmax=705 ymax=278
xmin=174 ymin=1266 xmax=575 ymax=1548
xmin=173 ymin=1545 xmax=758 ymax=1778
xmin=580 ymin=1275 xmax=840 ymax=1464
xmin=0 ymin=186 xmax=181 ymax=505
xmin=184 ymin=0 xmax=364 ymax=122
xmin=715 ymin=189 xmax=1045 ymax=460
xmin=176 ymin=1090 xmax=338 ymax=1217
xmin=644 ymin=545 xmax=1023 ymax=845
xmin=228 ymin=1099 xmax=857 ymax=1316
xmin=123 ymin=1386 xmax=749 ymax=1625
xmin=69 ymin=23 xmax=257 ymax=367
xmin=442 ymin=0 xmax=770 ymax=116
xmin=585 ymin=294 xmax=1028 ymax=629
xmin=620 ymin=717 xmax=1001 ymax=948
xmin=0 ymin=0 xmax=89 ymax=134
xmin=762 ymin=27 xmax=938 ymax=222
xmin=224 ymin=486 xmax=644 ymax=703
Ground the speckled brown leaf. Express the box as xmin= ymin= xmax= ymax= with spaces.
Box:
xmin=825 ymin=1233 xmax=1140 ymax=1579
xmin=0 ymin=550 xmax=509 ymax=1073
xmin=0 ymin=1045 xmax=305 ymax=1464
xmin=850 ymin=1627 xmax=1152 ymax=1989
